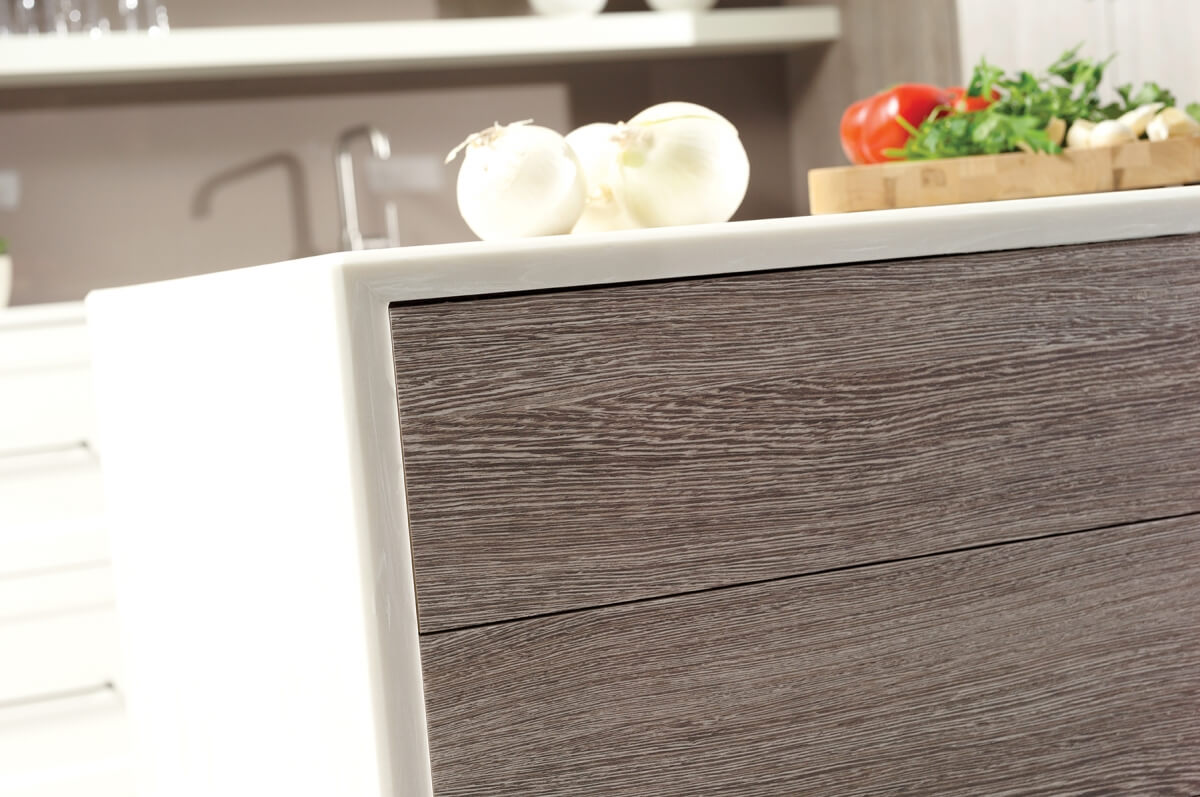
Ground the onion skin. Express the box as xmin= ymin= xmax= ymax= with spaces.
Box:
xmin=566 ymin=122 xmax=643 ymax=234
xmin=617 ymin=102 xmax=750 ymax=228
xmin=566 ymin=123 xmax=623 ymax=192
xmin=571 ymin=185 xmax=642 ymax=234
xmin=454 ymin=123 xmax=585 ymax=241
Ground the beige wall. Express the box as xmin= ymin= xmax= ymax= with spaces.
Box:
xmin=787 ymin=0 xmax=962 ymax=214
xmin=2 ymin=82 xmax=570 ymax=303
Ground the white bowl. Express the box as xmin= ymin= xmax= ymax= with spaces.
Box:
xmin=528 ymin=0 xmax=607 ymax=15
xmin=646 ymin=0 xmax=717 ymax=10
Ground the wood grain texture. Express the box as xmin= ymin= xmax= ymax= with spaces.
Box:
xmin=391 ymin=234 xmax=1200 ymax=632
xmin=419 ymin=516 xmax=1200 ymax=796
xmin=808 ymin=138 xmax=1200 ymax=214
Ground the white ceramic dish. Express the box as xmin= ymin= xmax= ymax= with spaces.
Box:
xmin=647 ymin=0 xmax=717 ymax=10
xmin=529 ymin=0 xmax=607 ymax=15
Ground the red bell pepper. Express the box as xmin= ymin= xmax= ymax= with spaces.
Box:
xmin=838 ymin=83 xmax=952 ymax=165
xmin=946 ymin=85 xmax=1001 ymax=113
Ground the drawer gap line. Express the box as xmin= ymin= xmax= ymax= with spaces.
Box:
xmin=419 ymin=508 xmax=1200 ymax=637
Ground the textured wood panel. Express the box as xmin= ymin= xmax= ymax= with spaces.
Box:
xmin=419 ymin=516 xmax=1200 ymax=796
xmin=391 ymin=234 xmax=1200 ymax=632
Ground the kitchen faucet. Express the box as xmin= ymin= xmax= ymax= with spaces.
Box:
xmin=335 ymin=124 xmax=400 ymax=251
xmin=192 ymin=152 xmax=318 ymax=260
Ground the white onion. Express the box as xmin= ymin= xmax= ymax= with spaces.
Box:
xmin=615 ymin=101 xmax=749 ymax=228
xmin=564 ymin=122 xmax=642 ymax=234
xmin=447 ymin=121 xmax=585 ymax=241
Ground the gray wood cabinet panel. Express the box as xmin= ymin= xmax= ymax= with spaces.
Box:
xmin=390 ymin=234 xmax=1200 ymax=632
xmin=418 ymin=515 xmax=1200 ymax=796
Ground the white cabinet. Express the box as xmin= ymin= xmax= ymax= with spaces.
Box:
xmin=0 ymin=304 xmax=96 ymax=456
xmin=0 ymin=690 xmax=132 ymax=797
xmin=0 ymin=303 xmax=133 ymax=796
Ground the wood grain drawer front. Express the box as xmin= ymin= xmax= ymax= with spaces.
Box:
xmin=419 ymin=516 xmax=1200 ymax=796
xmin=391 ymin=234 xmax=1200 ymax=632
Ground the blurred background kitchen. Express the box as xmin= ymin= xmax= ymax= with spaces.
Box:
xmin=0 ymin=0 xmax=1191 ymax=305
xmin=0 ymin=1 xmax=1195 ymax=795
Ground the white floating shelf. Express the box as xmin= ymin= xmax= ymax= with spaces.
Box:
xmin=0 ymin=7 xmax=840 ymax=88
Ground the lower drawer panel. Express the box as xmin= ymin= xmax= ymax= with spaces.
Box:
xmin=0 ymin=607 xmax=122 ymax=704
xmin=0 ymin=688 xmax=133 ymax=797
xmin=418 ymin=516 xmax=1200 ymax=796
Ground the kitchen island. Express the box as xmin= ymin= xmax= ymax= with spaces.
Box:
xmin=87 ymin=186 xmax=1200 ymax=796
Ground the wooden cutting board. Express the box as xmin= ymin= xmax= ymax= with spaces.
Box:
xmin=808 ymin=136 xmax=1200 ymax=214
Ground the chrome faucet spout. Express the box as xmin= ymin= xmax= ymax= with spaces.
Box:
xmin=335 ymin=124 xmax=398 ymax=251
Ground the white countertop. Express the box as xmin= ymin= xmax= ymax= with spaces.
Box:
xmin=83 ymin=185 xmax=1200 ymax=311
xmin=83 ymin=184 xmax=1200 ymax=797
xmin=329 ymin=184 xmax=1200 ymax=303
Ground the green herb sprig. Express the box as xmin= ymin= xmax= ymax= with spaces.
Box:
xmin=893 ymin=111 xmax=1056 ymax=159
xmin=890 ymin=46 xmax=1186 ymax=161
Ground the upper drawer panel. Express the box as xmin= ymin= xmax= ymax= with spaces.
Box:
xmin=391 ymin=234 xmax=1200 ymax=632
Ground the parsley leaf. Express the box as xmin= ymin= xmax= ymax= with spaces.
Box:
xmin=893 ymin=47 xmax=1188 ymax=160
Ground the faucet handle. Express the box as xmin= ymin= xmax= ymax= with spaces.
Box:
xmin=335 ymin=124 xmax=397 ymax=251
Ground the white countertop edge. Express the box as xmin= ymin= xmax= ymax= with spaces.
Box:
xmin=335 ymin=184 xmax=1196 ymax=797
xmin=343 ymin=185 xmax=1200 ymax=303
xmin=87 ymin=265 xmax=420 ymax=796
xmin=86 ymin=186 xmax=1200 ymax=312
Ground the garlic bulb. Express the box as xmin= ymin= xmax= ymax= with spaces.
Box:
xmin=1117 ymin=102 xmax=1165 ymax=138
xmin=1087 ymin=119 xmax=1136 ymax=148
xmin=1065 ymin=119 xmax=1095 ymax=149
xmin=614 ymin=101 xmax=749 ymax=228
xmin=1147 ymin=107 xmax=1200 ymax=142
xmin=447 ymin=120 xmax=586 ymax=241
xmin=564 ymin=122 xmax=642 ymax=234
